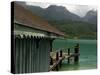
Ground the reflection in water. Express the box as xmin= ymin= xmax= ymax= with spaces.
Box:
xmin=60 ymin=60 xmax=80 ymax=71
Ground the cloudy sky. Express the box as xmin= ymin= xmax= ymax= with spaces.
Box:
xmin=26 ymin=2 xmax=97 ymax=17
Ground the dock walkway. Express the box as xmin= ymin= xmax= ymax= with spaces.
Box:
xmin=49 ymin=44 xmax=80 ymax=71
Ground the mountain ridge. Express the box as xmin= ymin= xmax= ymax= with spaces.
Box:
xmin=23 ymin=4 xmax=97 ymax=24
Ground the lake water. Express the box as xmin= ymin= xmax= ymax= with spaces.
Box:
xmin=53 ymin=39 xmax=97 ymax=71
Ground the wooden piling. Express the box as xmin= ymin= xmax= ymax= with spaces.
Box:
xmin=55 ymin=65 xmax=59 ymax=71
xmin=74 ymin=43 xmax=79 ymax=63
xmin=68 ymin=48 xmax=70 ymax=55
xmin=50 ymin=57 xmax=53 ymax=65
xmin=56 ymin=52 xmax=59 ymax=71
xmin=49 ymin=44 xmax=80 ymax=71
xmin=60 ymin=50 xmax=62 ymax=57
xmin=56 ymin=52 xmax=59 ymax=61
xmin=59 ymin=50 xmax=62 ymax=68
xmin=59 ymin=61 xmax=62 ymax=68
xmin=68 ymin=48 xmax=70 ymax=64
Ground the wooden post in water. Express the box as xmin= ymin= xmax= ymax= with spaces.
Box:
xmin=60 ymin=50 xmax=62 ymax=57
xmin=50 ymin=56 xmax=53 ymax=65
xmin=68 ymin=48 xmax=70 ymax=64
xmin=59 ymin=50 xmax=62 ymax=68
xmin=74 ymin=43 xmax=79 ymax=63
xmin=56 ymin=52 xmax=59 ymax=71
xmin=56 ymin=52 xmax=59 ymax=61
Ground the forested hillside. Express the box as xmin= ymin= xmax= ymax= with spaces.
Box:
xmin=48 ymin=20 xmax=97 ymax=39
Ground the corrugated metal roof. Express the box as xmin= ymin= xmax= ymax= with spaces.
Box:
xmin=13 ymin=2 xmax=65 ymax=37
xmin=14 ymin=30 xmax=58 ymax=38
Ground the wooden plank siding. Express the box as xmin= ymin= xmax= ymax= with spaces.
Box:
xmin=13 ymin=35 xmax=51 ymax=73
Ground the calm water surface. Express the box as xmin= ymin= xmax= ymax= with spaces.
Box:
xmin=53 ymin=39 xmax=97 ymax=71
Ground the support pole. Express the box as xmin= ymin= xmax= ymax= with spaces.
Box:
xmin=50 ymin=56 xmax=53 ymax=65
xmin=60 ymin=50 xmax=62 ymax=57
xmin=56 ymin=65 xmax=59 ymax=71
xmin=56 ymin=52 xmax=59 ymax=71
xmin=56 ymin=52 xmax=59 ymax=61
xmin=59 ymin=50 xmax=62 ymax=68
xmin=68 ymin=48 xmax=70 ymax=64
xmin=68 ymin=48 xmax=70 ymax=55
xmin=74 ymin=43 xmax=79 ymax=63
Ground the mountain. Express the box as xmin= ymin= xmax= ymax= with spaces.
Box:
xmin=18 ymin=3 xmax=97 ymax=24
xmin=42 ymin=5 xmax=81 ymax=21
xmin=23 ymin=5 xmax=81 ymax=21
xmin=83 ymin=10 xmax=97 ymax=24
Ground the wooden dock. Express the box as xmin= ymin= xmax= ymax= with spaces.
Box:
xmin=49 ymin=44 xmax=80 ymax=71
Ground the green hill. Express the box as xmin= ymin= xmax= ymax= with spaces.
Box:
xmin=48 ymin=20 xmax=97 ymax=39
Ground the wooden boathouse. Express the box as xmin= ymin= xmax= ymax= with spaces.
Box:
xmin=11 ymin=2 xmax=65 ymax=74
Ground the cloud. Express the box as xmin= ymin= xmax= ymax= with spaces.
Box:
xmin=63 ymin=5 xmax=97 ymax=17
xmin=26 ymin=2 xmax=50 ymax=8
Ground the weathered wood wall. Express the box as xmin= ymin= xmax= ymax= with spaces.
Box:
xmin=12 ymin=35 xmax=51 ymax=73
